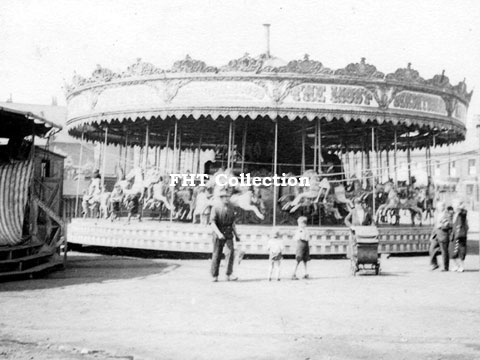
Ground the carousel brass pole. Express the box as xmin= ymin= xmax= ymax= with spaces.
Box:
xmin=164 ymin=128 xmax=171 ymax=175
xmin=273 ymin=118 xmax=278 ymax=227
xmin=101 ymin=127 xmax=108 ymax=194
xmin=196 ymin=134 xmax=203 ymax=173
xmin=301 ymin=120 xmax=306 ymax=174
xmin=177 ymin=130 xmax=182 ymax=172
xmin=74 ymin=129 xmax=85 ymax=218
xmin=231 ymin=121 xmax=236 ymax=170
xmin=144 ymin=123 xmax=150 ymax=170
xmin=227 ymin=119 xmax=233 ymax=169
xmin=386 ymin=148 xmax=390 ymax=181
xmin=314 ymin=121 xmax=318 ymax=172
xmin=124 ymin=131 xmax=128 ymax=174
xmin=407 ymin=134 xmax=412 ymax=186
xmin=241 ymin=121 xmax=248 ymax=173
xmin=170 ymin=119 xmax=178 ymax=222
xmin=371 ymin=127 xmax=376 ymax=221
xmin=317 ymin=118 xmax=322 ymax=174
xmin=394 ymin=128 xmax=398 ymax=187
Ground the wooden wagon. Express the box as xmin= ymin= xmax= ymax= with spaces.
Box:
xmin=0 ymin=106 xmax=66 ymax=280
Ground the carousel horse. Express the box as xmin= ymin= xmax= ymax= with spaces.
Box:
xmin=117 ymin=167 xmax=146 ymax=223
xmin=397 ymin=189 xmax=423 ymax=226
xmin=108 ymin=184 xmax=124 ymax=221
xmin=174 ymin=187 xmax=193 ymax=221
xmin=282 ymin=170 xmax=330 ymax=213
xmin=206 ymin=168 xmax=266 ymax=220
xmin=375 ymin=182 xmax=399 ymax=224
xmin=82 ymin=175 xmax=102 ymax=218
xmin=190 ymin=187 xmax=214 ymax=224
xmin=143 ymin=170 xmax=173 ymax=213
xmin=230 ymin=186 xmax=265 ymax=220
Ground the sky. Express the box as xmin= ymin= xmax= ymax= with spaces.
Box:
xmin=1 ymin=0 xmax=480 ymax=128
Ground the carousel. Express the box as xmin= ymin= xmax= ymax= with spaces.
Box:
xmin=65 ymin=34 xmax=471 ymax=256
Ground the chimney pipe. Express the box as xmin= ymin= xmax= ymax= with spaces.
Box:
xmin=263 ymin=24 xmax=271 ymax=58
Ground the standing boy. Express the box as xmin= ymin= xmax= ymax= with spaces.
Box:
xmin=292 ymin=216 xmax=311 ymax=280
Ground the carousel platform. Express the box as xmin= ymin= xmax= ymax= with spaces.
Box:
xmin=67 ymin=219 xmax=432 ymax=257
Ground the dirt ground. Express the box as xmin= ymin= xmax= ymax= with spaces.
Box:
xmin=0 ymin=250 xmax=479 ymax=360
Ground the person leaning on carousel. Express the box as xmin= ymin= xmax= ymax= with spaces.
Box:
xmin=344 ymin=198 xmax=373 ymax=227
xmin=429 ymin=201 xmax=453 ymax=271
xmin=210 ymin=189 xmax=241 ymax=282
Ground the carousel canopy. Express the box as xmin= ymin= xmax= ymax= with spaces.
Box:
xmin=64 ymin=54 xmax=471 ymax=152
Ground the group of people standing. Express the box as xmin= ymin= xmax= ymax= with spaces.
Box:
xmin=209 ymin=187 xmax=470 ymax=281
xmin=209 ymin=189 xmax=311 ymax=282
xmin=429 ymin=201 xmax=469 ymax=272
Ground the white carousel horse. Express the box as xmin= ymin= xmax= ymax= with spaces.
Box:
xmin=374 ymin=182 xmax=399 ymax=223
xmin=190 ymin=187 xmax=214 ymax=224
xmin=230 ymin=186 xmax=265 ymax=220
xmin=282 ymin=170 xmax=331 ymax=213
xmin=143 ymin=170 xmax=173 ymax=211
xmin=206 ymin=168 xmax=265 ymax=220
xmin=397 ymin=189 xmax=423 ymax=226
xmin=116 ymin=167 xmax=146 ymax=223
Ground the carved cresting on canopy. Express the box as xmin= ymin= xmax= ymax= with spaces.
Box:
xmin=64 ymin=54 xmax=472 ymax=148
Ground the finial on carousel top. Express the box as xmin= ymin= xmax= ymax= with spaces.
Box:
xmin=63 ymin=53 xmax=472 ymax=104
xmin=386 ymin=62 xmax=424 ymax=84
xmin=334 ymin=57 xmax=385 ymax=79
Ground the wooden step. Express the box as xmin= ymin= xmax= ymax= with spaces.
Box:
xmin=0 ymin=243 xmax=44 ymax=261
xmin=0 ymin=251 xmax=54 ymax=272
xmin=0 ymin=260 xmax=64 ymax=281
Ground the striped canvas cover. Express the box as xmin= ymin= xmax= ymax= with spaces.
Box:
xmin=0 ymin=158 xmax=33 ymax=246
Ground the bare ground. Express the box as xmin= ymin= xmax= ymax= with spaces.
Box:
xmin=0 ymin=251 xmax=479 ymax=360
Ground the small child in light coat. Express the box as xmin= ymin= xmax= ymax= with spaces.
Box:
xmin=267 ymin=230 xmax=284 ymax=281
xmin=292 ymin=216 xmax=311 ymax=280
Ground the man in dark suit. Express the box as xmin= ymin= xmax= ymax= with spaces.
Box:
xmin=429 ymin=202 xmax=453 ymax=271
xmin=210 ymin=189 xmax=240 ymax=282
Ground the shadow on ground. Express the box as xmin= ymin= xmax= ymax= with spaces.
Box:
xmin=0 ymin=253 xmax=179 ymax=292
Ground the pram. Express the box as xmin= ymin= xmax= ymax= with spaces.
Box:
xmin=349 ymin=226 xmax=380 ymax=276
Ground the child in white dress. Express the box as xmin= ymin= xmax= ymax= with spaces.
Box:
xmin=267 ymin=230 xmax=284 ymax=281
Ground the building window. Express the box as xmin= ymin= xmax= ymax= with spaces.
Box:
xmin=467 ymin=184 xmax=474 ymax=196
xmin=468 ymin=159 xmax=476 ymax=175
xmin=450 ymin=161 xmax=456 ymax=177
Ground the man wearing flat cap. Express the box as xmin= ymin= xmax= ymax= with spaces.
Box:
xmin=210 ymin=189 xmax=240 ymax=282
